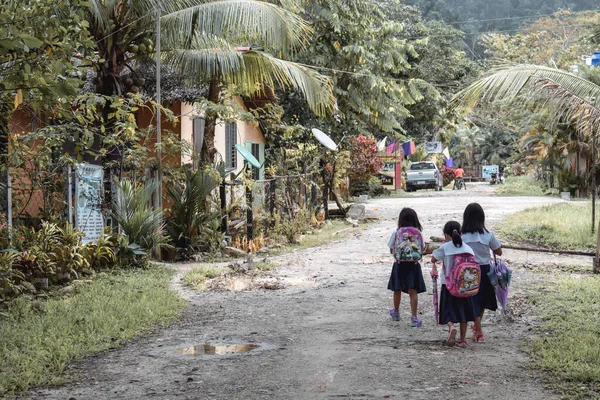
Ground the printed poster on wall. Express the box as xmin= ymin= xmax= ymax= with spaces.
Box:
xmin=75 ymin=163 xmax=104 ymax=243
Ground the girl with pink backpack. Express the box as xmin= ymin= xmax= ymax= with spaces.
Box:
xmin=431 ymin=221 xmax=478 ymax=348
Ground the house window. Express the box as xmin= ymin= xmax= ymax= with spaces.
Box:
xmin=225 ymin=122 xmax=237 ymax=169
xmin=192 ymin=118 xmax=205 ymax=169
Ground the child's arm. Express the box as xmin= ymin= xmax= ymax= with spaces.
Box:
xmin=423 ymin=242 xmax=432 ymax=255
xmin=430 ymin=257 xmax=439 ymax=277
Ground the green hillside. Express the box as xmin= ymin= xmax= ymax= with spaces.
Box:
xmin=405 ymin=0 xmax=599 ymax=52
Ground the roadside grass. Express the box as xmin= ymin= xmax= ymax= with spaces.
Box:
xmin=269 ymin=220 xmax=365 ymax=256
xmin=182 ymin=265 xmax=221 ymax=289
xmin=494 ymin=174 xmax=554 ymax=196
xmin=519 ymin=263 xmax=593 ymax=274
xmin=495 ymin=202 xmax=598 ymax=250
xmin=528 ymin=276 xmax=600 ymax=399
xmin=0 ymin=267 xmax=185 ymax=396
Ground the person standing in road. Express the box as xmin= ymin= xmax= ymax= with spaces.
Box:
xmin=461 ymin=203 xmax=502 ymax=342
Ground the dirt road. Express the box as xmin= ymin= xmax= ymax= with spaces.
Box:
xmin=31 ymin=184 xmax=589 ymax=399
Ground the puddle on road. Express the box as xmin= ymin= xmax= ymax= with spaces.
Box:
xmin=176 ymin=343 xmax=259 ymax=356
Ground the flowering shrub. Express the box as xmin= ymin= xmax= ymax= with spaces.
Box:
xmin=348 ymin=134 xmax=383 ymax=195
xmin=440 ymin=165 xmax=455 ymax=187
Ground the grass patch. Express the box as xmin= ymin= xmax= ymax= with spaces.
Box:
xmin=182 ymin=266 xmax=221 ymax=289
xmin=269 ymin=220 xmax=365 ymax=256
xmin=494 ymin=174 xmax=555 ymax=196
xmin=528 ymin=276 xmax=600 ymax=398
xmin=252 ymin=261 xmax=276 ymax=273
xmin=0 ymin=267 xmax=185 ymax=396
xmin=496 ymin=203 xmax=598 ymax=250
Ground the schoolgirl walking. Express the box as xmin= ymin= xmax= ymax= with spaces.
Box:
xmin=431 ymin=221 xmax=479 ymax=347
xmin=387 ymin=208 xmax=427 ymax=327
xmin=462 ymin=203 xmax=503 ymax=342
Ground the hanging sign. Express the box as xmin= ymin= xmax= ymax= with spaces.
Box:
xmin=425 ymin=142 xmax=443 ymax=153
xmin=75 ymin=163 xmax=104 ymax=243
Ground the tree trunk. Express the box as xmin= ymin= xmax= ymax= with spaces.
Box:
xmin=592 ymin=135 xmax=596 ymax=235
xmin=0 ymin=101 xmax=10 ymax=220
xmin=201 ymin=76 xmax=221 ymax=164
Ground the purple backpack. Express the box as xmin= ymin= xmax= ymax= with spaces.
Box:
xmin=393 ymin=227 xmax=424 ymax=262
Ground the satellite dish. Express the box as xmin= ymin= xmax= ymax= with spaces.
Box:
xmin=235 ymin=144 xmax=261 ymax=169
xmin=311 ymin=128 xmax=338 ymax=151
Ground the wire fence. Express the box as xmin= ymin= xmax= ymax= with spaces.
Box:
xmin=2 ymin=164 xmax=323 ymax=240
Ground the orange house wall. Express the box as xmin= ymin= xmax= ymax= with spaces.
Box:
xmin=8 ymin=110 xmax=47 ymax=219
xmin=9 ymin=102 xmax=183 ymax=218
xmin=136 ymin=102 xmax=182 ymax=210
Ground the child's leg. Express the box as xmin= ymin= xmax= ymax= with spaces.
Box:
xmin=446 ymin=322 xmax=457 ymax=346
xmin=393 ymin=291 xmax=401 ymax=311
xmin=408 ymin=289 xmax=418 ymax=316
xmin=459 ymin=322 xmax=467 ymax=341
xmin=474 ymin=311 xmax=485 ymax=334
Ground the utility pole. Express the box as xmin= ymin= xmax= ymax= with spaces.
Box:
xmin=155 ymin=6 xmax=162 ymax=211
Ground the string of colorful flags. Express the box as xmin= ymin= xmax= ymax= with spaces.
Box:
xmin=377 ymin=139 xmax=417 ymax=156
xmin=377 ymin=137 xmax=453 ymax=165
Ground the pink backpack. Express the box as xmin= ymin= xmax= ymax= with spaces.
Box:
xmin=446 ymin=253 xmax=481 ymax=298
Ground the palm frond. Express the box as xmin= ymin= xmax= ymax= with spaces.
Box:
xmin=161 ymin=0 xmax=310 ymax=54
xmin=234 ymin=51 xmax=334 ymax=116
xmin=166 ymin=47 xmax=334 ymax=116
xmin=163 ymin=36 xmax=244 ymax=78
xmin=453 ymin=63 xmax=600 ymax=136
xmin=455 ymin=64 xmax=600 ymax=109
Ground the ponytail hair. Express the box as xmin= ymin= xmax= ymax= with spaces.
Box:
xmin=443 ymin=221 xmax=462 ymax=248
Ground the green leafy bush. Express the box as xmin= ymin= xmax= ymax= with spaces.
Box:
xmin=367 ymin=177 xmax=384 ymax=197
xmin=272 ymin=208 xmax=312 ymax=243
xmin=112 ymin=179 xmax=172 ymax=252
xmin=166 ymin=168 xmax=221 ymax=259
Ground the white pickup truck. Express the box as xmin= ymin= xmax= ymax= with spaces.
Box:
xmin=405 ymin=161 xmax=443 ymax=192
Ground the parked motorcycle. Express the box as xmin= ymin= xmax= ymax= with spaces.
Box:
xmin=490 ymin=172 xmax=498 ymax=185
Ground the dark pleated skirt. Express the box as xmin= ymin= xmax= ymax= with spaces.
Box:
xmin=439 ymin=284 xmax=477 ymax=324
xmin=472 ymin=264 xmax=498 ymax=315
xmin=387 ymin=262 xmax=426 ymax=294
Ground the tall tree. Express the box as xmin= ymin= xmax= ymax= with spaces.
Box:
xmin=279 ymin=0 xmax=435 ymax=143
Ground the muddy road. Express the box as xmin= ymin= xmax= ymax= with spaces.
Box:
xmin=31 ymin=184 xmax=589 ymax=399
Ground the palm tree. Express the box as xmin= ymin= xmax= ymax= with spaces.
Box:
xmin=453 ymin=64 xmax=600 ymax=269
xmin=86 ymin=0 xmax=334 ymax=162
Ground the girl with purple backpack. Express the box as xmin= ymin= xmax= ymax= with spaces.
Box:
xmin=462 ymin=203 xmax=503 ymax=343
xmin=431 ymin=221 xmax=477 ymax=348
xmin=387 ymin=208 xmax=427 ymax=327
